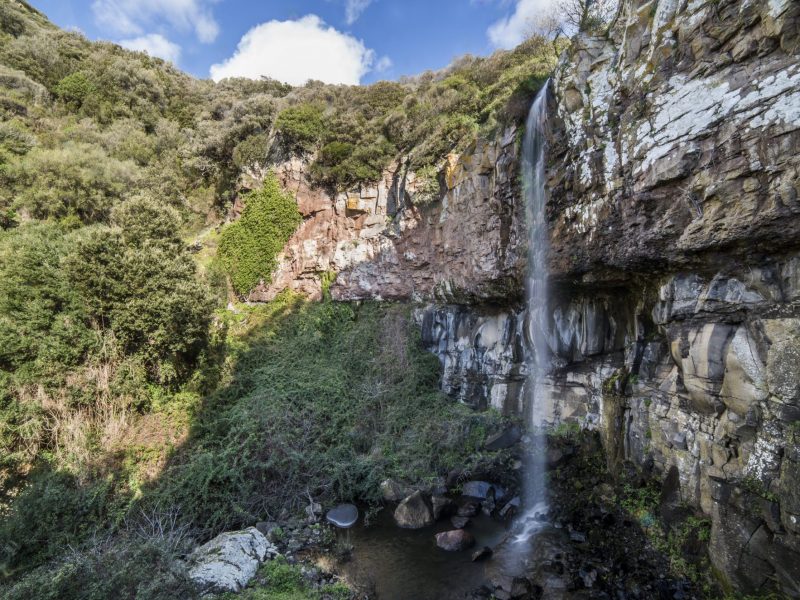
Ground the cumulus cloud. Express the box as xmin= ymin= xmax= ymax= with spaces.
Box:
xmin=487 ymin=0 xmax=557 ymax=48
xmin=210 ymin=15 xmax=377 ymax=85
xmin=345 ymin=0 xmax=373 ymax=24
xmin=92 ymin=0 xmax=219 ymax=43
xmin=119 ymin=33 xmax=181 ymax=64
xmin=374 ymin=55 xmax=393 ymax=73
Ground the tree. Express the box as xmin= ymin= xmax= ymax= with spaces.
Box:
xmin=531 ymin=0 xmax=618 ymax=42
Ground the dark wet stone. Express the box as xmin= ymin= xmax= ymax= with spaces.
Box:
xmin=436 ymin=529 xmax=476 ymax=551
xmin=472 ymin=546 xmax=493 ymax=562
xmin=462 ymin=481 xmax=494 ymax=499
xmin=451 ymin=516 xmax=471 ymax=529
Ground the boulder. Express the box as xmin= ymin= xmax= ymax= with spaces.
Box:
xmin=462 ymin=481 xmax=494 ymax=499
xmin=380 ymin=479 xmax=411 ymax=502
xmin=394 ymin=490 xmax=434 ymax=529
xmin=435 ymin=529 xmax=476 ymax=551
xmin=187 ymin=527 xmax=277 ymax=594
xmin=499 ymin=496 xmax=521 ymax=519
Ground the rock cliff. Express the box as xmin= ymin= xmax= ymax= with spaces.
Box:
xmin=256 ymin=0 xmax=800 ymax=594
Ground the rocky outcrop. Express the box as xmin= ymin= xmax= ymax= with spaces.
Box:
xmin=187 ymin=527 xmax=278 ymax=594
xmin=244 ymin=132 xmax=525 ymax=303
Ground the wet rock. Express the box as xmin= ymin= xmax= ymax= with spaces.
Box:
xmin=394 ymin=490 xmax=433 ymax=529
xmin=462 ymin=481 xmax=494 ymax=499
xmin=435 ymin=529 xmax=476 ymax=551
xmin=486 ymin=425 xmax=522 ymax=450
xmin=472 ymin=546 xmax=493 ymax=562
xmin=499 ymin=496 xmax=521 ymax=519
xmin=432 ymin=495 xmax=456 ymax=520
xmin=457 ymin=500 xmax=481 ymax=517
xmin=380 ymin=479 xmax=411 ymax=502
xmin=451 ymin=516 xmax=471 ymax=529
xmin=187 ymin=527 xmax=277 ymax=594
xmin=325 ymin=504 xmax=358 ymax=528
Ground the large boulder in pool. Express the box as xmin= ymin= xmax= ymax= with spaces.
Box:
xmin=187 ymin=527 xmax=278 ymax=594
xmin=394 ymin=490 xmax=434 ymax=529
xmin=435 ymin=529 xmax=476 ymax=551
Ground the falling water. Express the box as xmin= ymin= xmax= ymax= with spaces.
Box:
xmin=516 ymin=80 xmax=550 ymax=543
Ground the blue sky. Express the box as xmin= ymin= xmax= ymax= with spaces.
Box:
xmin=27 ymin=0 xmax=549 ymax=84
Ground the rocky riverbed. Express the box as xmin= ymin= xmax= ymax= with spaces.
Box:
xmin=196 ymin=428 xmax=717 ymax=599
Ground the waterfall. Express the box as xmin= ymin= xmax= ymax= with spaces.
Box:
xmin=516 ymin=80 xmax=550 ymax=543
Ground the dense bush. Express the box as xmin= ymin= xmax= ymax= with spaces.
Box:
xmin=274 ymin=102 xmax=326 ymax=154
xmin=10 ymin=143 xmax=139 ymax=223
xmin=1 ymin=530 xmax=195 ymax=600
xmin=217 ymin=174 xmax=302 ymax=296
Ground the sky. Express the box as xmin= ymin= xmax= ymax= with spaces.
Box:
xmin=27 ymin=0 xmax=555 ymax=85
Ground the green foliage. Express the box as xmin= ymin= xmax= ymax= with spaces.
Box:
xmin=54 ymin=71 xmax=94 ymax=108
xmin=0 ymin=469 xmax=112 ymax=574
xmin=218 ymin=174 xmax=302 ymax=296
xmin=0 ymin=223 xmax=93 ymax=382
xmin=225 ymin=556 xmax=350 ymax=600
xmin=66 ymin=222 xmax=213 ymax=381
xmin=10 ymin=143 xmax=139 ymax=223
xmin=233 ymin=132 xmax=271 ymax=169
xmin=274 ymin=103 xmax=326 ymax=154
xmin=1 ymin=533 xmax=195 ymax=600
xmin=147 ymin=298 xmax=507 ymax=536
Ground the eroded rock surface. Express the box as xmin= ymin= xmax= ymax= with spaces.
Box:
xmin=187 ymin=527 xmax=277 ymax=594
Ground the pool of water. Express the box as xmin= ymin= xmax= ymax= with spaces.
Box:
xmin=335 ymin=508 xmax=512 ymax=600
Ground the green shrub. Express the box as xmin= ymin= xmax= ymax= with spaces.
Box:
xmin=274 ymin=103 xmax=326 ymax=154
xmin=10 ymin=143 xmax=139 ymax=223
xmin=54 ymin=71 xmax=94 ymax=108
xmin=1 ymin=533 xmax=195 ymax=600
xmin=66 ymin=226 xmax=213 ymax=382
xmin=217 ymin=174 xmax=302 ymax=296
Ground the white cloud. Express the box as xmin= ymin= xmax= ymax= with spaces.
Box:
xmin=374 ymin=55 xmax=393 ymax=73
xmin=119 ymin=33 xmax=182 ymax=64
xmin=210 ymin=15 xmax=377 ymax=85
xmin=345 ymin=0 xmax=372 ymax=24
xmin=487 ymin=0 xmax=557 ymax=48
xmin=92 ymin=0 xmax=219 ymax=43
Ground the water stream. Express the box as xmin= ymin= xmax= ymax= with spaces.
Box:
xmin=515 ymin=80 xmax=551 ymax=543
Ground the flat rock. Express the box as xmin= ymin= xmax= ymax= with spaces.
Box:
xmin=187 ymin=527 xmax=277 ymax=594
xmin=326 ymin=504 xmax=358 ymax=528
xmin=394 ymin=490 xmax=434 ymax=529
xmin=435 ymin=529 xmax=476 ymax=551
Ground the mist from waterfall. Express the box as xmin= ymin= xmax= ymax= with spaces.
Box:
xmin=516 ymin=80 xmax=550 ymax=543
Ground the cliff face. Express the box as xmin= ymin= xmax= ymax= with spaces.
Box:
xmin=245 ymin=132 xmax=526 ymax=304
xmin=258 ymin=0 xmax=800 ymax=594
